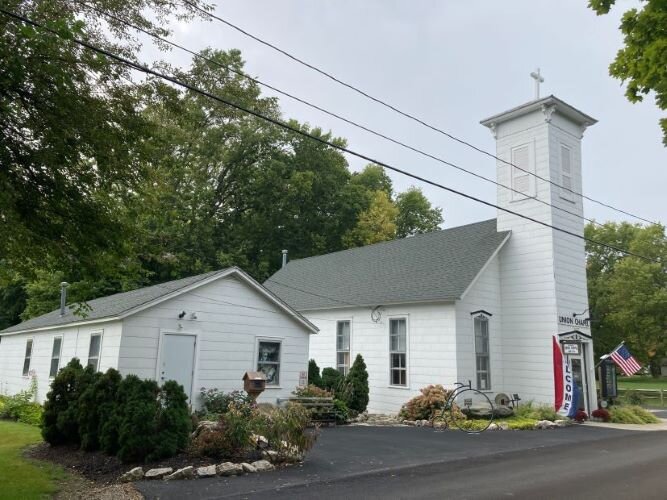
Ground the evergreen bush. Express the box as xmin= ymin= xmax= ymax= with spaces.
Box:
xmin=308 ymin=359 xmax=322 ymax=388
xmin=321 ymin=367 xmax=344 ymax=393
xmin=149 ymin=380 xmax=191 ymax=461
xmin=79 ymin=368 xmax=121 ymax=451
xmin=42 ymin=358 xmax=85 ymax=445
xmin=117 ymin=376 xmax=160 ymax=463
xmin=344 ymin=354 xmax=369 ymax=413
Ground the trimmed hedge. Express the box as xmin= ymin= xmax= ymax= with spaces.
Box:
xmin=42 ymin=358 xmax=191 ymax=462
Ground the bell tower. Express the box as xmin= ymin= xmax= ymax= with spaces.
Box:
xmin=481 ymin=94 xmax=598 ymax=411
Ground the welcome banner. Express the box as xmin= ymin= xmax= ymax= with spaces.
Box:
xmin=553 ymin=336 xmax=577 ymax=417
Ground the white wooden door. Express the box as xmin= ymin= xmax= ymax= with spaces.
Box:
xmin=160 ymin=334 xmax=196 ymax=401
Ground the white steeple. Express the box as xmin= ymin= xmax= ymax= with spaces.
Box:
xmin=480 ymin=96 xmax=598 ymax=412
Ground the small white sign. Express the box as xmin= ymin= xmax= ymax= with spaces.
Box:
xmin=298 ymin=371 xmax=307 ymax=388
xmin=563 ymin=343 xmax=580 ymax=355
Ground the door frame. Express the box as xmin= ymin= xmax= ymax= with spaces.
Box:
xmin=155 ymin=330 xmax=199 ymax=402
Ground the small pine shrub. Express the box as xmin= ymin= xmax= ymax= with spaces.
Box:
xmin=42 ymin=358 xmax=85 ymax=445
xmin=308 ymin=359 xmax=323 ymax=388
xmin=399 ymin=385 xmax=456 ymax=421
xmin=591 ymin=408 xmax=611 ymax=422
xmin=321 ymin=368 xmax=344 ymax=393
xmin=344 ymin=354 xmax=369 ymax=413
xmin=117 ymin=376 xmax=160 ymax=463
xmin=79 ymin=368 xmax=122 ymax=452
xmin=149 ymin=380 xmax=191 ymax=461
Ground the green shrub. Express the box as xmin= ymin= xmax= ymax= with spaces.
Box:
xmin=257 ymin=403 xmax=317 ymax=462
xmin=16 ymin=403 xmax=43 ymax=426
xmin=79 ymin=369 xmax=121 ymax=451
xmin=149 ymin=380 xmax=191 ymax=461
xmin=399 ymin=385 xmax=456 ymax=421
xmin=198 ymin=388 xmax=253 ymax=417
xmin=308 ymin=359 xmax=323 ymax=388
xmin=344 ymin=354 xmax=369 ymax=413
xmin=293 ymin=384 xmax=332 ymax=398
xmin=42 ymin=358 xmax=85 ymax=445
xmin=332 ymin=399 xmax=350 ymax=424
xmin=1 ymin=376 xmax=40 ymax=426
xmin=190 ymin=399 xmax=258 ymax=459
xmin=117 ymin=376 xmax=160 ymax=463
xmin=609 ymin=405 xmax=660 ymax=424
xmin=321 ymin=368 xmax=345 ymax=393
xmin=514 ymin=401 xmax=559 ymax=421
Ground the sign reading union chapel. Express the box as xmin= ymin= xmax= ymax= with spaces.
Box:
xmin=558 ymin=315 xmax=590 ymax=329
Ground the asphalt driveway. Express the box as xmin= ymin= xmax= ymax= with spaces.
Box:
xmin=137 ymin=424 xmax=641 ymax=499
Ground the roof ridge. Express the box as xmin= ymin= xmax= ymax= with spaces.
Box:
xmin=280 ymin=218 xmax=498 ymax=267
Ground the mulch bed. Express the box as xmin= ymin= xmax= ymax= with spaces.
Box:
xmin=25 ymin=442 xmax=244 ymax=485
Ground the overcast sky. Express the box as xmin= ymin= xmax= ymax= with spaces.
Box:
xmin=148 ymin=0 xmax=666 ymax=229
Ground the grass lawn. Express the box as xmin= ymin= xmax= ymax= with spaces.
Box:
xmin=0 ymin=420 xmax=66 ymax=499
xmin=617 ymin=376 xmax=667 ymax=391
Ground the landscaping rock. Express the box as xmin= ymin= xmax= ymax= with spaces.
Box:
xmin=120 ymin=467 xmax=144 ymax=482
xmin=554 ymin=419 xmax=570 ymax=428
xmin=488 ymin=423 xmax=499 ymax=431
xmin=144 ymin=467 xmax=173 ymax=480
xmin=241 ymin=462 xmax=257 ymax=473
xmin=494 ymin=406 xmax=514 ymax=418
xmin=216 ymin=462 xmax=244 ymax=476
xmin=165 ymin=466 xmax=194 ymax=481
xmin=192 ymin=420 xmax=219 ymax=439
xmin=196 ymin=465 xmax=217 ymax=478
xmin=262 ymin=450 xmax=279 ymax=462
xmin=433 ymin=421 xmax=447 ymax=430
xmin=251 ymin=460 xmax=275 ymax=472
xmin=251 ymin=433 xmax=269 ymax=449
xmin=497 ymin=422 xmax=510 ymax=431
xmin=534 ymin=420 xmax=557 ymax=430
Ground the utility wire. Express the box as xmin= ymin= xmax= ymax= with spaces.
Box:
xmin=77 ymin=0 xmax=604 ymax=229
xmin=1 ymin=9 xmax=660 ymax=265
xmin=182 ymin=0 xmax=659 ymax=226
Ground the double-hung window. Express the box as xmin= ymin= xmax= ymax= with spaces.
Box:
xmin=389 ymin=318 xmax=407 ymax=386
xmin=22 ymin=339 xmax=33 ymax=376
xmin=50 ymin=337 xmax=63 ymax=378
xmin=336 ymin=321 xmax=351 ymax=375
xmin=88 ymin=333 xmax=102 ymax=372
xmin=474 ymin=314 xmax=491 ymax=390
xmin=257 ymin=340 xmax=281 ymax=385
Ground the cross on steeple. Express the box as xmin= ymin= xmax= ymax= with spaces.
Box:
xmin=530 ymin=68 xmax=544 ymax=99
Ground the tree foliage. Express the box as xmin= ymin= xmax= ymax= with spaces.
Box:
xmin=589 ymin=0 xmax=667 ymax=145
xmin=585 ymin=221 xmax=667 ymax=375
xmin=0 ymin=2 xmax=444 ymax=326
xmin=344 ymin=354 xmax=369 ymax=413
xmin=395 ymin=187 xmax=444 ymax=238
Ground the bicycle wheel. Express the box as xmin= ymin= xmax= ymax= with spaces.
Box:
xmin=447 ymin=388 xmax=494 ymax=433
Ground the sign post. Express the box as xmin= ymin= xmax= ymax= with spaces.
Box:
xmin=598 ymin=357 xmax=618 ymax=401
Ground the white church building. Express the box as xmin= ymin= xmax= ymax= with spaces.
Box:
xmin=266 ymin=94 xmax=598 ymax=415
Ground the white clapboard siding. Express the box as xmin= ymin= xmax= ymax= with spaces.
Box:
xmin=456 ymin=253 xmax=504 ymax=395
xmin=118 ymin=274 xmax=311 ymax=406
xmin=306 ymin=302 xmax=457 ymax=414
xmin=0 ymin=321 xmax=122 ymax=402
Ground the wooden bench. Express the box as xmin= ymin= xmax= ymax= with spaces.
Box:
xmin=277 ymin=396 xmax=338 ymax=424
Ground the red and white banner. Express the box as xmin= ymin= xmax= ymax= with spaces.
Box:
xmin=553 ymin=336 xmax=577 ymax=417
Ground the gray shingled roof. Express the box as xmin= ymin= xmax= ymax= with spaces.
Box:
xmin=264 ymin=219 xmax=510 ymax=311
xmin=0 ymin=270 xmax=226 ymax=334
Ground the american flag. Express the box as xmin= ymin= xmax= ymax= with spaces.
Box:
xmin=610 ymin=344 xmax=642 ymax=376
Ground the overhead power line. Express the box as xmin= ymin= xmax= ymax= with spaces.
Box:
xmin=182 ymin=0 xmax=659 ymax=226
xmin=1 ymin=8 xmax=660 ymax=266
xmin=78 ymin=1 xmax=605 ymax=229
